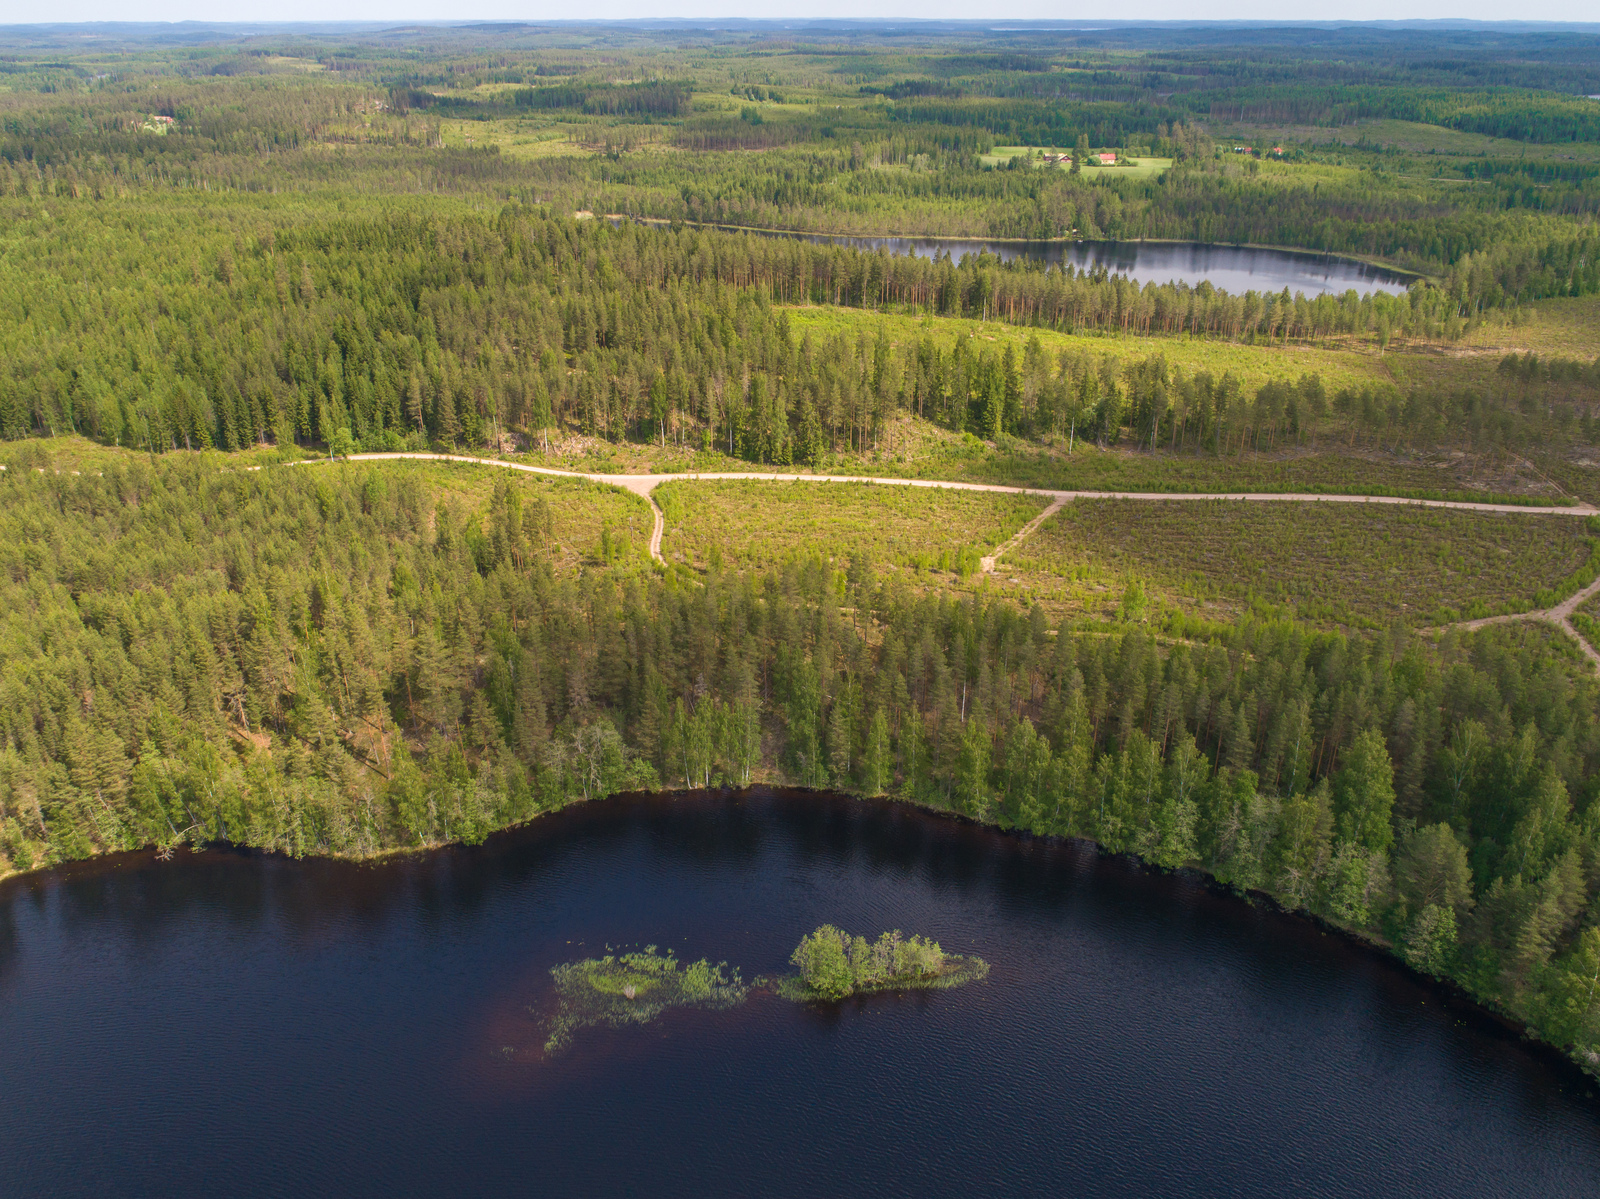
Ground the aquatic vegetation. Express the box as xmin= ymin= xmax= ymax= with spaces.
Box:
xmin=781 ymin=926 xmax=989 ymax=1001
xmin=540 ymin=931 xmax=987 ymax=1050
xmin=542 ymin=947 xmax=746 ymax=1053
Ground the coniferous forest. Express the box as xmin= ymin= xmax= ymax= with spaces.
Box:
xmin=6 ymin=20 xmax=1600 ymax=1076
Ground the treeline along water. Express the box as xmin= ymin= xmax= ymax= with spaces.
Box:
xmin=0 ymin=790 xmax=1595 ymax=1198
xmin=744 ymin=230 xmax=1418 ymax=297
xmin=8 ymin=456 xmax=1600 ymax=1077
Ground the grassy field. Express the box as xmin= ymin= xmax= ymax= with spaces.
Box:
xmin=439 ymin=119 xmax=596 ymax=160
xmin=945 ymin=442 xmax=1568 ymax=503
xmin=982 ymin=147 xmax=1174 ymax=179
xmin=1088 ymin=156 xmax=1173 ymax=180
xmin=654 ymin=478 xmax=1047 ymax=576
xmin=1000 ymin=499 xmax=1600 ymax=629
xmin=1215 ymin=118 xmax=1600 ymax=162
xmin=479 ymin=413 xmax=1568 ymax=506
xmin=485 ymin=406 xmax=1569 ymax=504
xmin=1462 ymin=295 xmax=1600 ymax=359
xmin=783 ymin=306 xmax=1393 ymax=394
xmin=436 ymin=116 xmax=684 ymax=162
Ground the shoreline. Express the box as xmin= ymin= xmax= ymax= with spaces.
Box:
xmin=3 ymin=781 xmax=1594 ymax=1085
xmin=621 ymin=216 xmax=1430 ymax=284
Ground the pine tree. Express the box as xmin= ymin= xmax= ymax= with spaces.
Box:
xmin=1334 ymin=729 xmax=1397 ymax=853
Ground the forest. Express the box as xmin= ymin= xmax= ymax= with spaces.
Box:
xmin=4 ymin=205 xmax=1597 ymax=487
xmin=4 ymin=20 xmax=1600 ymax=1075
xmin=5 ymin=449 xmax=1600 ymax=1067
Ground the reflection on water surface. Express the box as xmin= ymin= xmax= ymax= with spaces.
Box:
xmin=0 ymin=789 xmax=1595 ymax=1198
xmin=686 ymin=224 xmax=1416 ymax=295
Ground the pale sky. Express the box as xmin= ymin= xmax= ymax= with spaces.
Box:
xmin=4 ymin=6 xmax=1599 ymax=29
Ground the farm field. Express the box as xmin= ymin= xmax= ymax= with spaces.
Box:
xmin=1001 ymin=498 xmax=1600 ymax=628
xmin=1090 ymin=155 xmax=1173 ymax=180
xmin=981 ymin=146 xmax=1174 ymax=179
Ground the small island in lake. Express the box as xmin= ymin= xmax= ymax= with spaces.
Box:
xmin=779 ymin=926 xmax=989 ymax=1001
xmin=538 ymin=929 xmax=988 ymax=1051
xmin=542 ymin=947 xmax=746 ymax=1053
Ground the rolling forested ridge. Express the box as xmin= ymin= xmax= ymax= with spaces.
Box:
xmin=6 ymin=20 xmax=1600 ymax=1073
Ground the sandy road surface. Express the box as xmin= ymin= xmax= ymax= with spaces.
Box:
xmin=1444 ymin=573 xmax=1600 ymax=670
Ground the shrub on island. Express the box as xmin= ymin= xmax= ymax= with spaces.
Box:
xmin=787 ymin=926 xmax=986 ymax=1000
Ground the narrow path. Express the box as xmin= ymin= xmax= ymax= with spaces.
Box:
xmin=1557 ymin=617 xmax=1600 ymax=672
xmin=1442 ymin=573 xmax=1600 ymax=671
xmin=592 ymin=473 xmax=667 ymax=561
xmin=981 ymin=497 xmax=1065 ymax=574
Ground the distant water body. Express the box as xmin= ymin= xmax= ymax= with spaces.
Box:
xmin=778 ymin=232 xmax=1417 ymax=297
xmin=625 ymin=217 xmax=1416 ymax=296
xmin=1 ymin=789 xmax=1596 ymax=1197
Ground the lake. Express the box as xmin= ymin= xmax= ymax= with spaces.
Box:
xmin=787 ymin=234 xmax=1417 ymax=297
xmin=630 ymin=218 xmax=1417 ymax=296
xmin=2 ymin=789 xmax=1596 ymax=1197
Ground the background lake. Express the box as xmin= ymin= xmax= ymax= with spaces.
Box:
xmin=629 ymin=218 xmax=1418 ymax=296
xmin=629 ymin=217 xmax=1417 ymax=295
xmin=788 ymin=234 xmax=1418 ymax=297
xmin=0 ymin=789 xmax=1595 ymax=1198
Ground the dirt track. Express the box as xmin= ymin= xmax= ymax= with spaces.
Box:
xmin=335 ymin=451 xmax=1597 ymax=564
xmin=320 ymin=452 xmax=1600 ymax=672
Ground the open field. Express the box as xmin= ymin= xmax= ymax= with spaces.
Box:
xmin=1213 ymin=118 xmax=1600 ymax=162
xmin=654 ymin=478 xmax=1047 ymax=575
xmin=782 ymin=306 xmax=1394 ymax=394
xmin=401 ymin=421 xmax=1579 ymax=507
xmin=1462 ymin=295 xmax=1600 ymax=359
xmin=982 ymin=147 xmax=1174 ymax=179
xmin=1002 ymin=498 xmax=1600 ymax=629
xmin=437 ymin=116 xmax=682 ymax=161
xmin=1086 ymin=156 xmax=1173 ymax=180
xmin=955 ymin=444 xmax=1571 ymax=504
xmin=490 ymin=426 xmax=1571 ymax=506
xmin=438 ymin=120 xmax=598 ymax=160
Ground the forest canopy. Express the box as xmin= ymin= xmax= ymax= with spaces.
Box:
xmin=5 ymin=21 xmax=1600 ymax=1076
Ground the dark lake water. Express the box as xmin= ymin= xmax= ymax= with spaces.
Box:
xmin=2 ymin=789 xmax=1597 ymax=1197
